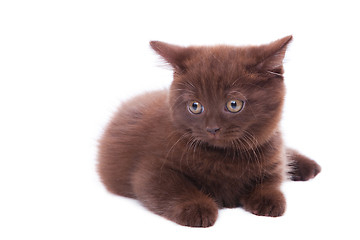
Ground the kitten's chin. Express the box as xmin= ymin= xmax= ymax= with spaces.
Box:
xmin=201 ymin=135 xmax=253 ymax=150
xmin=201 ymin=137 xmax=230 ymax=149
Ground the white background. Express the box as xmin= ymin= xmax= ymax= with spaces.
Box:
xmin=1 ymin=1 xmax=359 ymax=239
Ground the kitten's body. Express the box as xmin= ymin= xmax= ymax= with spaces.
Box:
xmin=98 ymin=36 xmax=321 ymax=227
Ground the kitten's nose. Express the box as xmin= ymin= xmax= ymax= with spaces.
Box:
xmin=206 ymin=127 xmax=221 ymax=135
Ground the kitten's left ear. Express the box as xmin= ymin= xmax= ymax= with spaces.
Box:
xmin=150 ymin=41 xmax=191 ymax=72
xmin=256 ymin=35 xmax=293 ymax=75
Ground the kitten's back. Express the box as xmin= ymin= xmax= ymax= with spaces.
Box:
xmin=97 ymin=89 xmax=169 ymax=197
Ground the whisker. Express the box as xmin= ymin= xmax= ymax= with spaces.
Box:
xmin=267 ymin=70 xmax=282 ymax=77
xmin=242 ymin=130 xmax=265 ymax=184
xmin=163 ymin=131 xmax=191 ymax=171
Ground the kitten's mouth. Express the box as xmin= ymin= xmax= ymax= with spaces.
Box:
xmin=191 ymin=130 xmax=235 ymax=148
xmin=200 ymin=133 xmax=249 ymax=149
xmin=201 ymin=135 xmax=228 ymax=148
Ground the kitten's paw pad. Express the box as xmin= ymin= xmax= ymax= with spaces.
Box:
xmin=172 ymin=200 xmax=218 ymax=227
xmin=244 ymin=192 xmax=286 ymax=217
xmin=290 ymin=159 xmax=321 ymax=181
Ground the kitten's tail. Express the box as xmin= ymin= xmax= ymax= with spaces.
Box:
xmin=286 ymin=148 xmax=321 ymax=181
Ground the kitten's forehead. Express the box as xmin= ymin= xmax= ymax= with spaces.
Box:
xmin=188 ymin=46 xmax=252 ymax=69
xmin=176 ymin=46 xmax=252 ymax=99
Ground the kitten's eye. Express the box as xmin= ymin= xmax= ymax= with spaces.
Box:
xmin=188 ymin=101 xmax=204 ymax=114
xmin=226 ymin=100 xmax=244 ymax=113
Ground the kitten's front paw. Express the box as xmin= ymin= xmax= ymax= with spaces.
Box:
xmin=243 ymin=191 xmax=286 ymax=217
xmin=171 ymin=199 xmax=218 ymax=227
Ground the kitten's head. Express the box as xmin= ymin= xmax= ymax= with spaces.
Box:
xmin=151 ymin=36 xmax=292 ymax=149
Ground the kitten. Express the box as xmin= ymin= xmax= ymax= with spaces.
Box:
xmin=97 ymin=36 xmax=321 ymax=227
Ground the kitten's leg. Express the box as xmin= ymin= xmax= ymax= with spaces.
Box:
xmin=132 ymin=164 xmax=218 ymax=228
xmin=286 ymin=148 xmax=321 ymax=181
xmin=240 ymin=180 xmax=286 ymax=217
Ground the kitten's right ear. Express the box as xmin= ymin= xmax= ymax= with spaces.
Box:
xmin=255 ymin=35 xmax=293 ymax=76
xmin=150 ymin=41 xmax=191 ymax=72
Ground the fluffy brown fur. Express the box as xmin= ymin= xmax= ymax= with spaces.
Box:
xmin=97 ymin=36 xmax=321 ymax=227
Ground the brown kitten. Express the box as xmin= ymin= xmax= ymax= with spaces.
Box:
xmin=97 ymin=36 xmax=321 ymax=227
